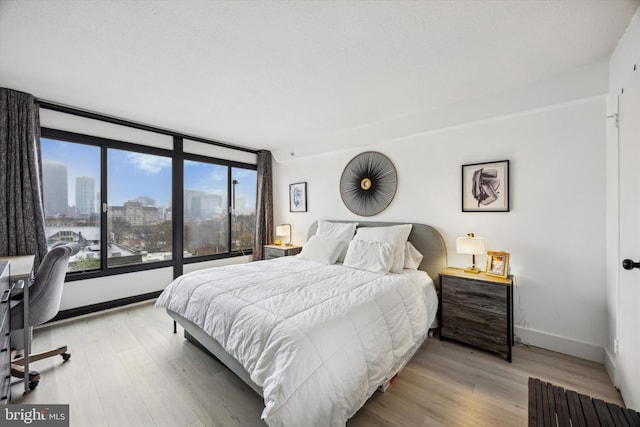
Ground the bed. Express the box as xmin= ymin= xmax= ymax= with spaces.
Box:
xmin=156 ymin=220 xmax=447 ymax=426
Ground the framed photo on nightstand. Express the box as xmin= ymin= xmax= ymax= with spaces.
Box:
xmin=485 ymin=251 xmax=510 ymax=278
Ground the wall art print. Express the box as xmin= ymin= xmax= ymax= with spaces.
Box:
xmin=289 ymin=182 xmax=307 ymax=212
xmin=462 ymin=160 xmax=509 ymax=212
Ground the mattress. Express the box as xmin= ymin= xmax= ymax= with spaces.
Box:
xmin=156 ymin=256 xmax=438 ymax=426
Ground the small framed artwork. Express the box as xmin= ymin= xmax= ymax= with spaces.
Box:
xmin=289 ymin=182 xmax=307 ymax=212
xmin=462 ymin=160 xmax=509 ymax=212
xmin=485 ymin=251 xmax=510 ymax=278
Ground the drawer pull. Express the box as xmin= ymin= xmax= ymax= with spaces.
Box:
xmin=0 ymin=289 xmax=10 ymax=304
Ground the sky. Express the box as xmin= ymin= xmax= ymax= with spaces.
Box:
xmin=41 ymin=138 xmax=257 ymax=210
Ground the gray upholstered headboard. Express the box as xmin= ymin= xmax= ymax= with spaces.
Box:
xmin=306 ymin=220 xmax=447 ymax=283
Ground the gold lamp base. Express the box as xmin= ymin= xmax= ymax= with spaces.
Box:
xmin=464 ymin=267 xmax=481 ymax=274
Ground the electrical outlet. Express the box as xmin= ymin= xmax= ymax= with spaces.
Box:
xmin=614 ymin=338 xmax=620 ymax=354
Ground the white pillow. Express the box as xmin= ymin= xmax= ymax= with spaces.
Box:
xmin=298 ymin=235 xmax=343 ymax=264
xmin=403 ymin=241 xmax=424 ymax=270
xmin=353 ymin=224 xmax=412 ymax=273
xmin=343 ymin=239 xmax=394 ymax=274
xmin=315 ymin=220 xmax=358 ymax=262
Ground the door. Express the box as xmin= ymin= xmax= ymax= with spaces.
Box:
xmin=618 ymin=68 xmax=640 ymax=411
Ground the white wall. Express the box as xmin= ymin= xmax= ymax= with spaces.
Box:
xmin=274 ymin=80 xmax=609 ymax=362
xmin=605 ymin=6 xmax=640 ymax=385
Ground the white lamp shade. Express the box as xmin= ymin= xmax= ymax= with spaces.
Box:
xmin=276 ymin=225 xmax=290 ymax=237
xmin=456 ymin=236 xmax=485 ymax=255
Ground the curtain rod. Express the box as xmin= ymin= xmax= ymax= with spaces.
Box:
xmin=35 ymin=98 xmax=259 ymax=154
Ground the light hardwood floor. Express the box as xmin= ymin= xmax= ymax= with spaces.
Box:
xmin=11 ymin=301 xmax=623 ymax=426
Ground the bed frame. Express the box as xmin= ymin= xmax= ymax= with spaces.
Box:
xmin=166 ymin=220 xmax=447 ymax=398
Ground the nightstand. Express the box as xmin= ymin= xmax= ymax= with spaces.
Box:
xmin=439 ymin=267 xmax=514 ymax=362
xmin=263 ymin=245 xmax=302 ymax=260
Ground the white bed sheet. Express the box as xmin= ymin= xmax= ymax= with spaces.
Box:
xmin=156 ymin=256 xmax=438 ymax=427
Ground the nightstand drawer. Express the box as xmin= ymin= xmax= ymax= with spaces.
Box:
xmin=264 ymin=247 xmax=282 ymax=260
xmin=263 ymin=245 xmax=302 ymax=260
xmin=441 ymin=277 xmax=507 ymax=316
xmin=442 ymin=306 xmax=510 ymax=355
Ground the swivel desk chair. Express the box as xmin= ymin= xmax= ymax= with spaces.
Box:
xmin=10 ymin=242 xmax=79 ymax=391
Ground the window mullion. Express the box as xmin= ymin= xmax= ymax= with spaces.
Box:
xmin=100 ymin=146 xmax=108 ymax=271
xmin=173 ymin=137 xmax=184 ymax=279
xmin=227 ymin=166 xmax=233 ymax=253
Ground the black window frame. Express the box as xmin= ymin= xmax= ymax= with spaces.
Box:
xmin=182 ymin=152 xmax=257 ymax=265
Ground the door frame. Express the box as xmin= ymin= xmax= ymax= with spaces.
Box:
xmin=613 ymin=64 xmax=640 ymax=409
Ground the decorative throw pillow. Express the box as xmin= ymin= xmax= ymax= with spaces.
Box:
xmin=353 ymin=224 xmax=412 ymax=273
xmin=315 ymin=220 xmax=358 ymax=262
xmin=343 ymin=239 xmax=394 ymax=274
xmin=298 ymin=235 xmax=343 ymax=265
xmin=403 ymin=241 xmax=424 ymax=270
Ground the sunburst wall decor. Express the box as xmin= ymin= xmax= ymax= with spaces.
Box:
xmin=340 ymin=151 xmax=398 ymax=216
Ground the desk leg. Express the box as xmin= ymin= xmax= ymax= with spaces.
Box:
xmin=23 ymin=280 xmax=29 ymax=393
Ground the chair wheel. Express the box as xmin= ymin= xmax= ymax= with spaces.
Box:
xmin=29 ymin=380 xmax=39 ymax=390
xmin=61 ymin=353 xmax=71 ymax=362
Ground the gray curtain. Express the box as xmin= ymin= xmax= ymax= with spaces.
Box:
xmin=0 ymin=87 xmax=48 ymax=270
xmin=253 ymin=150 xmax=273 ymax=260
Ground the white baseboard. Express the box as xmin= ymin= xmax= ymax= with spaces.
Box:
xmin=515 ymin=326 xmax=604 ymax=363
xmin=604 ymin=346 xmax=618 ymax=388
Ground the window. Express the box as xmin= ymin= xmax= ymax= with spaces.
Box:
xmin=40 ymin=128 xmax=256 ymax=278
xmin=231 ymin=167 xmax=256 ymax=252
xmin=41 ymin=138 xmax=101 ymax=272
xmin=107 ymin=149 xmax=173 ymax=267
xmin=41 ymin=131 xmax=174 ymax=274
xmin=183 ymin=160 xmax=256 ymax=258
xmin=183 ymin=160 xmax=256 ymax=256
xmin=183 ymin=160 xmax=228 ymax=256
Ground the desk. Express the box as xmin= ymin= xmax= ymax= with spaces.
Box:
xmin=0 ymin=255 xmax=35 ymax=282
xmin=0 ymin=255 xmax=35 ymax=397
xmin=0 ymin=262 xmax=9 ymax=403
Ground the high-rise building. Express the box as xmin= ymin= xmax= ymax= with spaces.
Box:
xmin=43 ymin=162 xmax=68 ymax=216
xmin=184 ymin=190 xmax=222 ymax=219
xmin=134 ymin=196 xmax=155 ymax=207
xmin=76 ymin=176 xmax=96 ymax=216
xmin=123 ymin=201 xmax=144 ymax=226
xmin=234 ymin=195 xmax=247 ymax=214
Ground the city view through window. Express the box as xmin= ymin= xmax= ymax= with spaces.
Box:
xmin=41 ymin=138 xmax=257 ymax=272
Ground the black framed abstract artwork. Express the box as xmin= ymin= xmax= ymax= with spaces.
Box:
xmin=289 ymin=182 xmax=307 ymax=212
xmin=462 ymin=160 xmax=509 ymax=212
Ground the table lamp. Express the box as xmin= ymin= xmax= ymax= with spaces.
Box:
xmin=456 ymin=233 xmax=485 ymax=273
xmin=275 ymin=224 xmax=292 ymax=246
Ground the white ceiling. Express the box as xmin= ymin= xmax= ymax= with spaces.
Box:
xmin=1 ymin=0 xmax=638 ymax=160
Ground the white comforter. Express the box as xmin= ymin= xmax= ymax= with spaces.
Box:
xmin=156 ymin=256 xmax=438 ymax=427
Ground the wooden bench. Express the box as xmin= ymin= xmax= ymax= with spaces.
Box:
xmin=529 ymin=377 xmax=640 ymax=427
